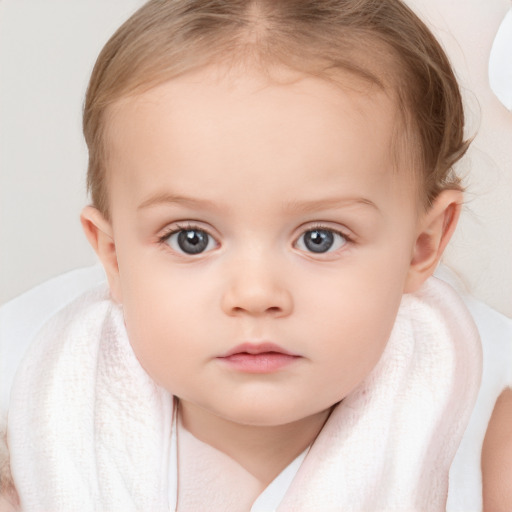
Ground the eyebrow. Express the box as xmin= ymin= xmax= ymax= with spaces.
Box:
xmin=282 ymin=196 xmax=380 ymax=215
xmin=137 ymin=192 xmax=379 ymax=214
xmin=137 ymin=193 xmax=221 ymax=212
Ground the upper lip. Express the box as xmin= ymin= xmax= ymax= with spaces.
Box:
xmin=219 ymin=342 xmax=298 ymax=358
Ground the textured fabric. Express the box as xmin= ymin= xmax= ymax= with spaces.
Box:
xmin=438 ymin=266 xmax=512 ymax=511
xmin=8 ymin=286 xmax=173 ymax=511
xmin=277 ymin=278 xmax=482 ymax=511
xmin=7 ymin=276 xmax=481 ymax=511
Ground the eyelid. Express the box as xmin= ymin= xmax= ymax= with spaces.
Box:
xmin=157 ymin=221 xmax=220 ymax=254
xmin=293 ymin=222 xmax=354 ymax=254
xmin=155 ymin=220 xmax=353 ymax=256
xmin=295 ymin=222 xmax=353 ymax=241
xmin=158 ymin=220 xmax=216 ymax=239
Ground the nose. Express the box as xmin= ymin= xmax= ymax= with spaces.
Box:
xmin=220 ymin=258 xmax=293 ymax=318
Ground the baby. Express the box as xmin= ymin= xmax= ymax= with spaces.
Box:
xmin=2 ymin=0 xmax=511 ymax=510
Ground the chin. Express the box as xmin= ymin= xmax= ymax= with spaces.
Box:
xmin=213 ymin=399 xmax=331 ymax=428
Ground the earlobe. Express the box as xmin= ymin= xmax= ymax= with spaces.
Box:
xmin=80 ymin=206 xmax=123 ymax=303
xmin=405 ymin=190 xmax=463 ymax=293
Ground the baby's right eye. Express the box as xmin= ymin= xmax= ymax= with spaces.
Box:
xmin=162 ymin=227 xmax=217 ymax=255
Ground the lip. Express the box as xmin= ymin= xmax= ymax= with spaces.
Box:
xmin=217 ymin=342 xmax=301 ymax=374
xmin=220 ymin=342 xmax=296 ymax=358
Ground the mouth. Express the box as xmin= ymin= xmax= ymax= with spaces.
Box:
xmin=217 ymin=342 xmax=301 ymax=374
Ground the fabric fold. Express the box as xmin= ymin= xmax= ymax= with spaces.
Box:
xmin=8 ymin=286 xmax=173 ymax=511
xmin=7 ymin=277 xmax=481 ymax=511
xmin=278 ymin=278 xmax=482 ymax=511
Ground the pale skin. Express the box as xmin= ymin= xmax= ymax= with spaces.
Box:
xmin=69 ymin=63 xmax=510 ymax=508
xmin=482 ymin=388 xmax=512 ymax=511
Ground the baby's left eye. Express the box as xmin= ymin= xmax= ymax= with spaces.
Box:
xmin=295 ymin=228 xmax=347 ymax=254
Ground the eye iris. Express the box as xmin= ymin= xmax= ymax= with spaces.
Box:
xmin=177 ymin=229 xmax=209 ymax=254
xmin=304 ymin=230 xmax=334 ymax=253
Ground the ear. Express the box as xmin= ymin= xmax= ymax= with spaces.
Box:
xmin=404 ymin=189 xmax=463 ymax=293
xmin=80 ymin=206 xmax=123 ymax=303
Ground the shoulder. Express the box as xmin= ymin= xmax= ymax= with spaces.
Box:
xmin=482 ymin=388 xmax=512 ymax=511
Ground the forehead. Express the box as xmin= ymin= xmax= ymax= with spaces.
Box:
xmin=104 ymin=64 xmax=416 ymax=215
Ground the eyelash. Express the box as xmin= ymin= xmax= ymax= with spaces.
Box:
xmin=157 ymin=222 xmax=353 ymax=255
xmin=157 ymin=222 xmax=208 ymax=244
xmin=296 ymin=223 xmax=353 ymax=254
xmin=305 ymin=223 xmax=352 ymax=242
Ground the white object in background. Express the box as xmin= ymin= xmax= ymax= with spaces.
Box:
xmin=489 ymin=8 xmax=512 ymax=110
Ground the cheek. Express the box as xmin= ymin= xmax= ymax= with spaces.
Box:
xmin=121 ymin=297 xmax=206 ymax=394
xmin=296 ymin=260 xmax=407 ymax=385
xmin=305 ymin=301 xmax=398 ymax=404
xmin=312 ymin=289 xmax=398 ymax=365
xmin=116 ymin=265 xmax=207 ymax=379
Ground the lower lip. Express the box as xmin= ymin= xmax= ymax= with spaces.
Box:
xmin=218 ymin=352 xmax=300 ymax=373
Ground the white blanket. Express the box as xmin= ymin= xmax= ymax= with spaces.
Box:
xmin=7 ymin=277 xmax=481 ymax=511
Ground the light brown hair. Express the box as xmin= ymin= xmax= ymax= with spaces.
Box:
xmin=83 ymin=0 xmax=469 ymax=218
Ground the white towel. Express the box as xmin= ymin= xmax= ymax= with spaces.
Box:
xmin=7 ymin=277 xmax=481 ymax=511
xmin=8 ymin=286 xmax=172 ymax=511
xmin=278 ymin=277 xmax=482 ymax=511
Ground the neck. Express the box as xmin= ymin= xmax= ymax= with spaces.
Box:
xmin=179 ymin=400 xmax=332 ymax=489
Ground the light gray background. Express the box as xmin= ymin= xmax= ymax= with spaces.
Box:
xmin=1 ymin=0 xmax=511 ymax=317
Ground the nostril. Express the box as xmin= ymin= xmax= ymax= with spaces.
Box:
xmin=221 ymin=284 xmax=293 ymax=317
xmin=231 ymin=305 xmax=281 ymax=314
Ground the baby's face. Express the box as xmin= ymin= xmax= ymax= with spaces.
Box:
xmin=103 ymin=65 xmax=422 ymax=426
